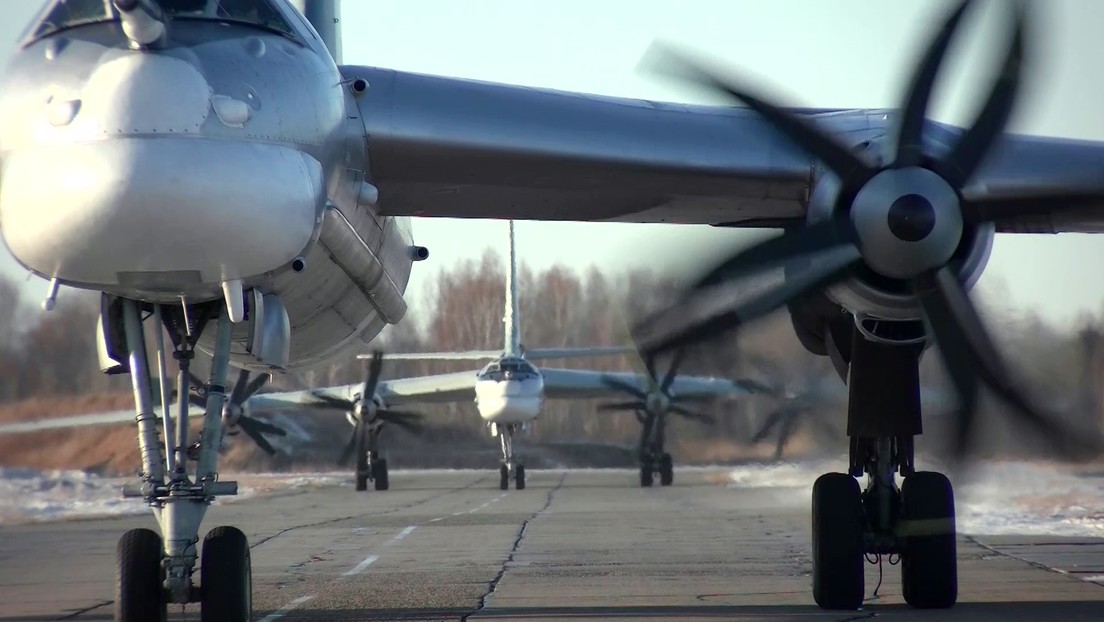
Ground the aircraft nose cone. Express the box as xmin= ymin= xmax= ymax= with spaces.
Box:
xmin=0 ymin=139 xmax=323 ymax=297
xmin=0 ymin=51 xmax=324 ymax=299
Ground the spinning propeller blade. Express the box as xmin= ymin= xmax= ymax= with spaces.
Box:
xmin=189 ymin=369 xmax=285 ymax=456
xmin=317 ymin=350 xmax=427 ymax=465
xmin=634 ymin=0 xmax=1103 ymax=460
xmin=597 ymin=349 xmax=716 ymax=426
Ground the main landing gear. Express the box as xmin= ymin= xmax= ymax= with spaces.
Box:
xmin=811 ymin=337 xmax=956 ymax=611
xmin=353 ymin=423 xmax=390 ymax=492
xmin=637 ymin=411 xmax=674 ymax=487
xmin=107 ymin=297 xmax=255 ymax=621
xmin=494 ymin=423 xmax=526 ymax=490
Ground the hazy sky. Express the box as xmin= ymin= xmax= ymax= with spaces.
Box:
xmin=3 ymin=0 xmax=1104 ymax=327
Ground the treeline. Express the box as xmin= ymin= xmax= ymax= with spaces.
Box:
xmin=1 ymin=251 xmax=1102 ymax=453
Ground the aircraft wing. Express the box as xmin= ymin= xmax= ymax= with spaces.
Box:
xmin=258 ymin=372 xmax=481 ymax=409
xmin=368 ymin=351 xmax=500 ymax=361
xmin=522 ymin=347 xmax=635 ymax=361
xmin=343 ymin=66 xmax=887 ymax=226
xmin=539 ymin=368 xmax=754 ymax=401
xmin=377 ymin=371 xmax=479 ymax=405
xmin=0 ymin=405 xmax=207 ymax=435
xmin=370 ymin=347 xmax=633 ymax=362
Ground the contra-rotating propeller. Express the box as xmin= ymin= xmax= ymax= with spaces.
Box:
xmin=188 ymin=368 xmax=287 ymax=456
xmin=597 ymin=349 xmax=716 ymax=426
xmin=307 ymin=350 xmax=425 ymax=466
xmin=744 ymin=356 xmax=840 ymax=460
xmin=632 ymin=0 xmax=1104 ymax=460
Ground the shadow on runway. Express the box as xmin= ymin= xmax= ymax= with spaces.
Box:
xmin=17 ymin=601 xmax=1104 ymax=621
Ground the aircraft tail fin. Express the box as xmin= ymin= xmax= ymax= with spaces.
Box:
xmin=503 ymin=221 xmax=522 ymax=357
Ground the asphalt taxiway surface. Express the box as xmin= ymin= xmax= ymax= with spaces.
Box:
xmin=2 ymin=469 xmax=1103 ymax=621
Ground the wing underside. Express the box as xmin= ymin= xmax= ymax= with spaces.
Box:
xmin=343 ymin=66 xmax=896 ymax=226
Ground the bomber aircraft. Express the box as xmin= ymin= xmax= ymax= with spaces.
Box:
xmin=309 ymin=220 xmax=757 ymax=491
xmin=1 ymin=0 xmax=1103 ymax=619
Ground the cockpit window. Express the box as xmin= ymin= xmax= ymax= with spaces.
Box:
xmin=480 ymin=358 xmax=538 ymax=381
xmin=29 ymin=0 xmax=294 ymax=41
xmin=31 ymin=0 xmax=111 ymax=39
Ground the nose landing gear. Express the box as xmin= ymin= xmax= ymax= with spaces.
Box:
xmin=497 ymin=423 xmax=526 ymax=490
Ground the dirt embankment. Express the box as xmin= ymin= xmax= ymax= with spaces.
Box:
xmin=0 ymin=393 xmax=293 ymax=475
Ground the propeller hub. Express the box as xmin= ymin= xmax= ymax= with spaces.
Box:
xmin=646 ymin=391 xmax=670 ymax=414
xmin=849 ymin=167 xmax=963 ymax=279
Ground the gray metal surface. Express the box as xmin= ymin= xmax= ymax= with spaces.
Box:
xmin=1 ymin=469 xmax=1103 ymax=620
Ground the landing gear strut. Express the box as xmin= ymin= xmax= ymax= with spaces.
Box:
xmin=637 ymin=410 xmax=674 ymax=487
xmin=811 ymin=337 xmax=956 ymax=611
xmin=497 ymin=423 xmax=525 ymax=490
xmin=112 ymin=298 xmax=252 ymax=621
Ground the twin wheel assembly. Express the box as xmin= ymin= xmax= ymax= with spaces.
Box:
xmin=812 ymin=469 xmax=956 ymax=609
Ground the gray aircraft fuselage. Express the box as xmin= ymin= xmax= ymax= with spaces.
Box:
xmin=0 ymin=0 xmax=413 ymax=371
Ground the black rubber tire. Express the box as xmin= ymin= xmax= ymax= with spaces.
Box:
xmin=640 ymin=464 xmax=653 ymax=487
xmin=499 ymin=464 xmax=510 ymax=490
xmin=812 ymin=472 xmax=865 ymax=610
xmin=516 ymin=465 xmax=526 ymax=490
xmin=115 ymin=528 xmax=167 ymax=622
xmin=373 ymin=459 xmax=390 ymax=491
xmin=201 ymin=526 xmax=252 ymax=622
xmin=659 ymin=453 xmax=674 ymax=486
xmin=354 ymin=427 xmax=369 ymax=492
xmin=901 ymin=471 xmax=957 ymax=609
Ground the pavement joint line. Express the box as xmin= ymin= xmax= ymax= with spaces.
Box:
xmin=257 ymin=594 xmax=317 ymax=622
xmin=966 ymin=535 xmax=1104 ymax=585
xmin=464 ymin=472 xmax=568 ymax=620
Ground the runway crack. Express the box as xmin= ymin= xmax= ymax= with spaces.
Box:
xmin=58 ymin=600 xmax=112 ymax=620
xmin=464 ymin=472 xmax=567 ymax=620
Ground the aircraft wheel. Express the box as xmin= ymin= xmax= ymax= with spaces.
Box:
xmin=659 ymin=453 xmax=674 ymax=486
xmin=115 ymin=528 xmax=167 ymax=622
xmin=639 ymin=464 xmax=654 ymax=487
xmin=499 ymin=464 xmax=510 ymax=490
xmin=516 ymin=464 xmax=526 ymax=490
xmin=812 ymin=472 xmax=864 ymax=610
xmin=901 ymin=471 xmax=957 ymax=609
xmin=372 ymin=459 xmax=390 ymax=491
xmin=201 ymin=526 xmax=252 ymax=622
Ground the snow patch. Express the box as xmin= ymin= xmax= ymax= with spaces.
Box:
xmin=727 ymin=459 xmax=1104 ymax=538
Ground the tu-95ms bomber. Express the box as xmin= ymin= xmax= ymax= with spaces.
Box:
xmin=2 ymin=0 xmax=1104 ymax=619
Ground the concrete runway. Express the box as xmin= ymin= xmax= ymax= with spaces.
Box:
xmin=1 ymin=468 xmax=1103 ymax=621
